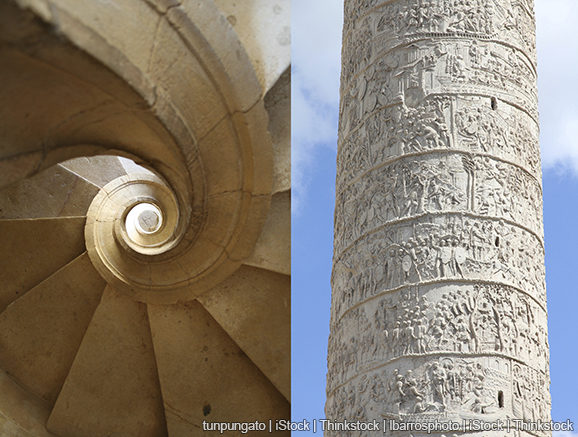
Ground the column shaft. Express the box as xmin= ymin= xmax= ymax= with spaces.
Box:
xmin=327 ymin=0 xmax=550 ymax=435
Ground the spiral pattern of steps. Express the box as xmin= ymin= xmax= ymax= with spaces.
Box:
xmin=0 ymin=155 xmax=290 ymax=436
xmin=0 ymin=0 xmax=291 ymax=435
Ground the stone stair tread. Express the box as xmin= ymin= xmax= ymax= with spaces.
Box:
xmin=60 ymin=156 xmax=128 ymax=189
xmin=0 ymin=165 xmax=99 ymax=220
xmin=0 ymin=252 xmax=106 ymax=403
xmin=198 ymin=265 xmax=290 ymax=401
xmin=147 ymin=300 xmax=289 ymax=435
xmin=47 ymin=285 xmax=167 ymax=437
xmin=0 ymin=217 xmax=86 ymax=313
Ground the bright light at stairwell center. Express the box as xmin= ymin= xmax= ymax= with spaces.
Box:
xmin=125 ymin=202 xmax=164 ymax=243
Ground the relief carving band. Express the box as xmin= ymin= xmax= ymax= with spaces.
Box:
xmin=334 ymin=153 xmax=543 ymax=251
xmin=342 ymin=0 xmax=536 ymax=79
xmin=336 ymin=95 xmax=540 ymax=191
xmin=327 ymin=282 xmax=548 ymax=394
xmin=326 ymin=356 xmax=549 ymax=434
xmin=340 ymin=38 xmax=537 ymax=135
xmin=327 ymin=0 xmax=550 ymax=435
xmin=333 ymin=216 xmax=546 ymax=312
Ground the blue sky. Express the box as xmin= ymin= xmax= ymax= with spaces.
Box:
xmin=292 ymin=0 xmax=578 ymax=432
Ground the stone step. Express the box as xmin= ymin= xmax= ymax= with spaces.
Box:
xmin=0 ymin=252 xmax=106 ymax=403
xmin=0 ymin=217 xmax=86 ymax=313
xmin=118 ymin=156 xmax=156 ymax=177
xmin=198 ymin=265 xmax=290 ymax=400
xmin=147 ymin=300 xmax=289 ymax=436
xmin=59 ymin=156 xmax=129 ymax=189
xmin=0 ymin=367 xmax=56 ymax=437
xmin=47 ymin=286 xmax=167 ymax=437
xmin=0 ymin=165 xmax=99 ymax=220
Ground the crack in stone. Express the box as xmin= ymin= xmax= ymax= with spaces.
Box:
xmin=164 ymin=401 xmax=200 ymax=428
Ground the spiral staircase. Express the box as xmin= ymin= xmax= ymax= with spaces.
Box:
xmin=0 ymin=0 xmax=290 ymax=436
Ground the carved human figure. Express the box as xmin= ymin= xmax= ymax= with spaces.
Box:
xmin=431 ymin=361 xmax=447 ymax=406
xmin=328 ymin=0 xmax=549 ymax=430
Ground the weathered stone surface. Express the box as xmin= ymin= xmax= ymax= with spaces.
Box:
xmin=0 ymin=253 xmax=106 ymax=404
xmin=48 ymin=0 xmax=161 ymax=76
xmin=197 ymin=117 xmax=243 ymax=196
xmin=327 ymin=0 xmax=549 ymax=434
xmin=0 ymin=369 xmax=55 ymax=437
xmin=60 ymin=156 xmax=127 ymax=188
xmin=0 ymin=45 xmax=113 ymax=160
xmin=0 ymin=217 xmax=86 ymax=313
xmin=213 ymin=0 xmax=291 ymax=94
xmin=0 ymin=152 xmax=44 ymax=190
xmin=148 ymin=300 xmax=289 ymax=435
xmin=245 ymin=191 xmax=290 ymax=276
xmin=47 ymin=286 xmax=167 ymax=437
xmin=166 ymin=0 xmax=263 ymax=112
xmin=265 ymin=67 xmax=291 ymax=195
xmin=198 ymin=265 xmax=291 ymax=400
xmin=119 ymin=156 xmax=155 ymax=177
xmin=0 ymin=165 xmax=99 ymax=219
xmin=149 ymin=16 xmax=228 ymax=141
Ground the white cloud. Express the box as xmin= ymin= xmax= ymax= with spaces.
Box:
xmin=291 ymin=0 xmax=343 ymax=213
xmin=291 ymin=70 xmax=338 ymax=213
xmin=536 ymin=0 xmax=578 ymax=174
xmin=292 ymin=0 xmax=343 ymax=105
xmin=553 ymin=431 xmax=578 ymax=437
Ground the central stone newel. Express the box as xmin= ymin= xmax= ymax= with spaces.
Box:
xmin=127 ymin=203 xmax=163 ymax=236
xmin=137 ymin=209 xmax=160 ymax=234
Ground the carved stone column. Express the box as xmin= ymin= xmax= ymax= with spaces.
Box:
xmin=327 ymin=0 xmax=550 ymax=435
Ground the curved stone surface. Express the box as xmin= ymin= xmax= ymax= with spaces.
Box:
xmin=0 ymin=0 xmax=276 ymax=297
xmin=0 ymin=0 xmax=291 ymax=435
xmin=213 ymin=0 xmax=291 ymax=94
xmin=327 ymin=0 xmax=549 ymax=434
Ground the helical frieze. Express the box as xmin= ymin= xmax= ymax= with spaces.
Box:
xmin=341 ymin=37 xmax=537 ymax=108
xmin=329 ymin=0 xmax=548 ymax=432
xmin=339 ymin=40 xmax=538 ymax=147
xmin=341 ymin=0 xmax=537 ymax=80
xmin=332 ymin=215 xmax=546 ymax=319
xmin=336 ymin=96 xmax=540 ymax=191
xmin=333 ymin=154 xmax=543 ymax=254
xmin=326 ymin=282 xmax=549 ymax=395
xmin=326 ymin=356 xmax=549 ymax=437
